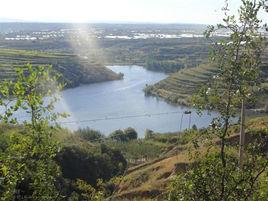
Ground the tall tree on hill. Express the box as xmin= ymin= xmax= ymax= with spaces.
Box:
xmin=169 ymin=0 xmax=268 ymax=200
xmin=203 ymin=0 xmax=266 ymax=164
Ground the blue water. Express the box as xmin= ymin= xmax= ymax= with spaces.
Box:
xmin=54 ymin=66 xmax=218 ymax=136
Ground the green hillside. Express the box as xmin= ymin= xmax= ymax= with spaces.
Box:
xmin=144 ymin=64 xmax=217 ymax=105
xmin=0 ymin=48 xmax=122 ymax=87
xmin=145 ymin=49 xmax=268 ymax=109
xmin=0 ymin=37 xmax=210 ymax=73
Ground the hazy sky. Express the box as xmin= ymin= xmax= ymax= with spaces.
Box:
xmin=0 ymin=0 xmax=266 ymax=24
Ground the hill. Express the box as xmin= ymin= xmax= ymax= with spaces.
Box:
xmin=0 ymin=35 xmax=210 ymax=74
xmin=144 ymin=63 xmax=217 ymax=105
xmin=111 ymin=116 xmax=268 ymax=200
xmin=144 ymin=48 xmax=268 ymax=109
xmin=0 ymin=48 xmax=122 ymax=87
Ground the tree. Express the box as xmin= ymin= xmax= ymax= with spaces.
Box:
xmin=169 ymin=0 xmax=268 ymax=200
xmin=169 ymin=150 xmax=268 ymax=201
xmin=124 ymin=127 xmax=138 ymax=141
xmin=0 ymin=64 xmax=66 ymax=200
xmin=109 ymin=128 xmax=138 ymax=142
xmin=75 ymin=127 xmax=104 ymax=142
xmin=144 ymin=129 xmax=154 ymax=139
xmin=204 ymin=0 xmax=266 ymax=164
xmin=109 ymin=130 xmax=126 ymax=142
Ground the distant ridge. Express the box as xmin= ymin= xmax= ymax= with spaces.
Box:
xmin=0 ymin=18 xmax=28 ymax=23
xmin=0 ymin=22 xmax=207 ymax=33
xmin=0 ymin=19 xmax=208 ymax=26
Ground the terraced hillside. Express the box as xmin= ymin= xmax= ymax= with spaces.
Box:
xmin=0 ymin=48 xmax=122 ymax=87
xmin=144 ymin=64 xmax=218 ymax=105
xmin=0 ymin=37 xmax=210 ymax=73
xmin=145 ymin=50 xmax=268 ymax=108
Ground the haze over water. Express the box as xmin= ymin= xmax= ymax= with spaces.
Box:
xmin=57 ymin=66 xmax=217 ymax=136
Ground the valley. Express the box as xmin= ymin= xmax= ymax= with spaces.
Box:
xmin=0 ymin=19 xmax=267 ymax=201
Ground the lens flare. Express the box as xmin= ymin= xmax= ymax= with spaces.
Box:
xmin=67 ymin=23 xmax=106 ymax=64
xmin=56 ymin=23 xmax=107 ymax=130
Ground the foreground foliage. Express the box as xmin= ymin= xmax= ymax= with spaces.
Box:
xmin=169 ymin=0 xmax=268 ymax=200
xmin=0 ymin=64 xmax=130 ymax=201
xmin=169 ymin=149 xmax=268 ymax=201
xmin=0 ymin=64 xmax=64 ymax=200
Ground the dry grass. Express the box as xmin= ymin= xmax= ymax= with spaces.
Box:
xmin=112 ymin=116 xmax=268 ymax=201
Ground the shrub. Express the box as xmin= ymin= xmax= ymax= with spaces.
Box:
xmin=144 ymin=129 xmax=154 ymax=140
xmin=75 ymin=127 xmax=104 ymax=142
xmin=124 ymin=127 xmax=138 ymax=140
xmin=109 ymin=128 xmax=138 ymax=142
xmin=168 ymin=152 xmax=268 ymax=201
xmin=109 ymin=130 xmax=126 ymax=142
xmin=56 ymin=144 xmax=127 ymax=187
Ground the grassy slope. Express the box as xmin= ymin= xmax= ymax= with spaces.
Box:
xmin=112 ymin=116 xmax=268 ymax=201
xmin=0 ymin=48 xmax=122 ymax=87
xmin=145 ymin=49 xmax=268 ymax=108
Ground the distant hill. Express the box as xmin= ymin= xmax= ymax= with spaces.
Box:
xmin=0 ymin=23 xmax=71 ymax=33
xmin=0 ymin=22 xmax=207 ymax=33
xmin=0 ymin=18 xmax=27 ymax=23
xmin=0 ymin=48 xmax=122 ymax=87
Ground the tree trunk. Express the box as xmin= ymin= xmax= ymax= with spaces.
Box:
xmin=239 ymin=99 xmax=246 ymax=165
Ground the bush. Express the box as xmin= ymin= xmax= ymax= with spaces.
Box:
xmin=106 ymin=140 xmax=164 ymax=161
xmin=168 ymin=152 xmax=268 ymax=201
xmin=75 ymin=127 xmax=104 ymax=142
xmin=109 ymin=128 xmax=138 ymax=142
xmin=192 ymin=124 xmax=198 ymax=130
xmin=144 ymin=129 xmax=154 ymax=139
xmin=109 ymin=130 xmax=126 ymax=142
xmin=56 ymin=144 xmax=127 ymax=187
xmin=124 ymin=127 xmax=138 ymax=140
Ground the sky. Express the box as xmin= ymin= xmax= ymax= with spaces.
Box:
xmin=0 ymin=0 xmax=266 ymax=24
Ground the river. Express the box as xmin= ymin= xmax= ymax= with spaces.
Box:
xmin=55 ymin=65 xmax=218 ymax=137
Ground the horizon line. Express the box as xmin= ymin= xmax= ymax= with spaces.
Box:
xmin=0 ymin=19 xmax=209 ymax=26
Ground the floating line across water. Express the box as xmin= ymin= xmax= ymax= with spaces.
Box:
xmin=59 ymin=111 xmax=190 ymax=124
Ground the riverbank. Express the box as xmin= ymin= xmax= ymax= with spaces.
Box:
xmin=56 ymin=66 xmax=218 ymax=135
xmin=144 ymin=62 xmax=268 ymax=111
